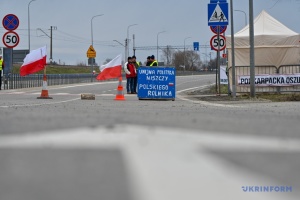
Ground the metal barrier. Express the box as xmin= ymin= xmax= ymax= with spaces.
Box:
xmin=278 ymin=65 xmax=300 ymax=93
xmin=2 ymin=73 xmax=97 ymax=90
xmin=228 ymin=65 xmax=278 ymax=93
xmin=1 ymin=71 xmax=209 ymax=90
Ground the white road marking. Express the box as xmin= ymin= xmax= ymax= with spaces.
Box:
xmin=0 ymin=81 xmax=119 ymax=95
xmin=48 ymin=81 xmax=118 ymax=90
xmin=0 ymin=98 xmax=80 ymax=108
xmin=96 ymin=94 xmax=114 ymax=96
xmin=176 ymin=85 xmax=241 ymax=108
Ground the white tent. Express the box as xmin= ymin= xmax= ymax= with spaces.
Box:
xmin=226 ymin=10 xmax=300 ymax=68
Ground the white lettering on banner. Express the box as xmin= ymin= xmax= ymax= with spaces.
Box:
xmin=139 ymin=84 xmax=169 ymax=90
xmin=156 ymin=69 xmax=175 ymax=75
xmin=146 ymin=76 xmax=169 ymax=81
xmin=238 ymin=74 xmax=300 ymax=86
xmin=147 ymin=91 xmax=173 ymax=97
xmin=139 ymin=69 xmax=156 ymax=75
xmin=139 ymin=69 xmax=175 ymax=76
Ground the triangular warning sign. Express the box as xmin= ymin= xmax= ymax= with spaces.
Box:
xmin=209 ymin=4 xmax=228 ymax=23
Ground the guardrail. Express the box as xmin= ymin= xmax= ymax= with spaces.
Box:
xmin=0 ymin=71 xmax=212 ymax=90
xmin=2 ymin=73 xmax=98 ymax=90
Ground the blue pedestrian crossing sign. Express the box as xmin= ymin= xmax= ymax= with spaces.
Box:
xmin=208 ymin=3 xmax=229 ymax=26
xmin=193 ymin=42 xmax=199 ymax=51
xmin=210 ymin=0 xmax=227 ymax=3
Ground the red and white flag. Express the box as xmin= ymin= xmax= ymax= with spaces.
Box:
xmin=20 ymin=46 xmax=47 ymax=76
xmin=96 ymin=54 xmax=122 ymax=80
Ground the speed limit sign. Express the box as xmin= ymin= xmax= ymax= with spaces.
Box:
xmin=2 ymin=31 xmax=20 ymax=48
xmin=210 ymin=34 xmax=226 ymax=51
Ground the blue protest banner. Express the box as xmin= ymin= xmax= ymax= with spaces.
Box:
xmin=137 ymin=67 xmax=176 ymax=100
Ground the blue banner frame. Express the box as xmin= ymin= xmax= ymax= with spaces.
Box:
xmin=137 ymin=67 xmax=176 ymax=100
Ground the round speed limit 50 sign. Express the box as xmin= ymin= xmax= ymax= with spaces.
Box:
xmin=210 ymin=34 xmax=226 ymax=52
xmin=2 ymin=31 xmax=20 ymax=48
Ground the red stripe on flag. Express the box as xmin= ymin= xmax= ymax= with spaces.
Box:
xmin=96 ymin=65 xmax=121 ymax=80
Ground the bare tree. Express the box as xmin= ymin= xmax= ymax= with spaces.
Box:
xmin=185 ymin=50 xmax=202 ymax=71
xmin=162 ymin=45 xmax=174 ymax=66
xmin=172 ymin=50 xmax=202 ymax=71
xmin=172 ymin=51 xmax=185 ymax=70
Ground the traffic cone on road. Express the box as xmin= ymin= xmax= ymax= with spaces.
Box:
xmin=114 ymin=77 xmax=125 ymax=101
xmin=37 ymin=75 xmax=53 ymax=99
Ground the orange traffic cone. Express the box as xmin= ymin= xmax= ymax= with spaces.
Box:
xmin=114 ymin=77 xmax=125 ymax=101
xmin=37 ymin=75 xmax=53 ymax=99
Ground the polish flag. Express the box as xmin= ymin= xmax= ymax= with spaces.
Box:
xmin=96 ymin=54 xmax=122 ymax=80
xmin=20 ymin=46 xmax=47 ymax=76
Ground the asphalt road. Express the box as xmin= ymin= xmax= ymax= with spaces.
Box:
xmin=0 ymin=74 xmax=299 ymax=200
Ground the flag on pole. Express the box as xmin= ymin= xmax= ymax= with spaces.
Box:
xmin=96 ymin=54 xmax=122 ymax=80
xmin=20 ymin=46 xmax=47 ymax=76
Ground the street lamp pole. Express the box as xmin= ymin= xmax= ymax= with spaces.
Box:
xmin=126 ymin=24 xmax=137 ymax=59
xmin=91 ymin=14 xmax=103 ymax=47
xmin=157 ymin=31 xmax=166 ymax=63
xmin=113 ymin=40 xmax=126 ymax=65
xmin=184 ymin=37 xmax=191 ymax=71
xmin=28 ymin=0 xmax=37 ymax=52
xmin=201 ymin=53 xmax=208 ymax=66
xmin=205 ymin=41 xmax=210 ymax=66
xmin=90 ymin=14 xmax=103 ymax=82
xmin=234 ymin=9 xmax=247 ymax=26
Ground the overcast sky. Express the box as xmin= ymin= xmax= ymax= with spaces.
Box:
xmin=1 ymin=0 xmax=299 ymax=65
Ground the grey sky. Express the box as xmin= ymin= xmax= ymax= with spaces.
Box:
xmin=1 ymin=0 xmax=299 ymax=65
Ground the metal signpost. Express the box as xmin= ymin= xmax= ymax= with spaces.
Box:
xmin=2 ymin=14 xmax=20 ymax=49
xmin=208 ymin=0 xmax=229 ymax=95
xmin=86 ymin=45 xmax=96 ymax=82
xmin=2 ymin=14 xmax=20 ymax=87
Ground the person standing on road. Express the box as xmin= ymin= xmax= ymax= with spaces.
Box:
xmin=149 ymin=55 xmax=158 ymax=66
xmin=124 ymin=57 xmax=137 ymax=94
xmin=132 ymin=55 xmax=140 ymax=93
xmin=146 ymin=56 xmax=151 ymax=66
xmin=0 ymin=56 xmax=4 ymax=90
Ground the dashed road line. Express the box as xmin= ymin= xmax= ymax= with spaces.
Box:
xmin=0 ymin=98 xmax=80 ymax=108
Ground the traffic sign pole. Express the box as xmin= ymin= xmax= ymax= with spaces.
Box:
xmin=217 ymin=26 xmax=221 ymax=95
xmin=208 ymin=0 xmax=228 ymax=95
xmin=230 ymin=0 xmax=236 ymax=98
xmin=249 ymin=0 xmax=255 ymax=98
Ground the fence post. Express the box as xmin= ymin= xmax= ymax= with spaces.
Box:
xmin=276 ymin=67 xmax=281 ymax=94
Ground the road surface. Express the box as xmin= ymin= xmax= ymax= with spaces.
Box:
xmin=0 ymin=74 xmax=299 ymax=200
